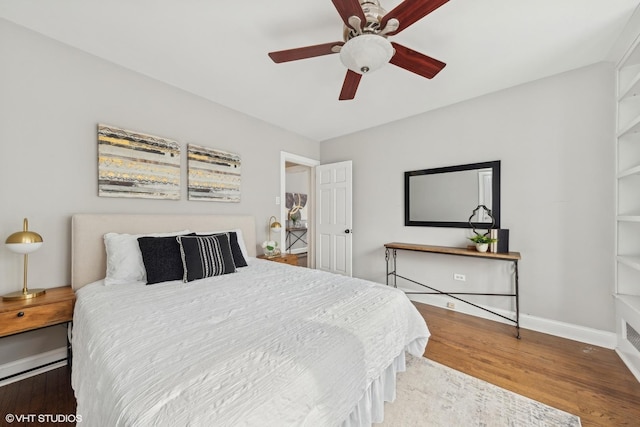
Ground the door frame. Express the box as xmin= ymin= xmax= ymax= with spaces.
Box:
xmin=280 ymin=152 xmax=320 ymax=268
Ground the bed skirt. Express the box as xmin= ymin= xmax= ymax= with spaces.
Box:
xmin=341 ymin=338 xmax=427 ymax=427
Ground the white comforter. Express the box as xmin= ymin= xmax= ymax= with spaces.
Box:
xmin=71 ymin=259 xmax=429 ymax=426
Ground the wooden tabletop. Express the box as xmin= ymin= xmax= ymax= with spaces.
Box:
xmin=0 ymin=286 xmax=75 ymax=313
xmin=384 ymin=242 xmax=521 ymax=261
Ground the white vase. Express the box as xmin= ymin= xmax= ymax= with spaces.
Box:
xmin=476 ymin=243 xmax=489 ymax=253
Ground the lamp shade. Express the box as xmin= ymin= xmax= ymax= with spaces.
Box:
xmin=6 ymin=218 xmax=43 ymax=254
xmin=269 ymin=216 xmax=282 ymax=233
xmin=340 ymin=34 xmax=394 ymax=74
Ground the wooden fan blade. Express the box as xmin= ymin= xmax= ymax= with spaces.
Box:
xmin=389 ymin=42 xmax=446 ymax=79
xmin=339 ymin=70 xmax=362 ymax=100
xmin=381 ymin=0 xmax=449 ymax=36
xmin=331 ymin=0 xmax=367 ymax=31
xmin=269 ymin=42 xmax=344 ymax=63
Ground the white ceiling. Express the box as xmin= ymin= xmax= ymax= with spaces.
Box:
xmin=1 ymin=0 xmax=639 ymax=141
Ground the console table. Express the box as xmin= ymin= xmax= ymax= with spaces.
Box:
xmin=286 ymin=227 xmax=308 ymax=252
xmin=384 ymin=242 xmax=522 ymax=338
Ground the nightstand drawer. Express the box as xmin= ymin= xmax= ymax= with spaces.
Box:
xmin=278 ymin=255 xmax=298 ymax=266
xmin=0 ymin=299 xmax=74 ymax=336
xmin=259 ymin=253 xmax=298 ymax=266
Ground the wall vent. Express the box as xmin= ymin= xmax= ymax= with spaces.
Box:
xmin=627 ymin=323 xmax=640 ymax=353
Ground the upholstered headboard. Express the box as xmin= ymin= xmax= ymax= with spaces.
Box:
xmin=71 ymin=214 xmax=256 ymax=290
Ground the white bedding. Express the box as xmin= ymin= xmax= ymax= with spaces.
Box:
xmin=71 ymin=258 xmax=430 ymax=426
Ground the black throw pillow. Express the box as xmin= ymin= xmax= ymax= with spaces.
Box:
xmin=177 ymin=234 xmax=236 ymax=282
xmin=137 ymin=233 xmax=194 ymax=285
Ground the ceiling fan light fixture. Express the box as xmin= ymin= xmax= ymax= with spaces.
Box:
xmin=339 ymin=34 xmax=394 ymax=74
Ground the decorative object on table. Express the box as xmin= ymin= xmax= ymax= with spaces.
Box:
xmin=490 ymin=229 xmax=510 ymax=253
xmin=289 ymin=210 xmax=302 ymax=227
xmin=262 ymin=240 xmax=280 ymax=257
xmin=286 ymin=192 xmax=307 ymax=227
xmin=467 ymin=205 xmax=497 ymax=253
xmin=3 ymin=218 xmax=46 ymax=300
xmin=467 ymin=204 xmax=495 ymax=232
xmin=263 ymin=216 xmax=282 ymax=257
xmin=98 ymin=124 xmax=180 ymax=200
xmin=187 ymin=144 xmax=241 ymax=202
xmin=468 ymin=234 xmax=497 ymax=253
xmin=490 ymin=229 xmax=498 ymax=253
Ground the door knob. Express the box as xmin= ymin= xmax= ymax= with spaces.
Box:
xmin=344 ymin=229 xmax=352 ymax=234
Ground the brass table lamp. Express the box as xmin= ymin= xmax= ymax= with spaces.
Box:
xmin=3 ymin=218 xmax=45 ymax=300
xmin=268 ymin=215 xmax=282 ymax=241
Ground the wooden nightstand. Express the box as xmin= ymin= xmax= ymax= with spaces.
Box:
xmin=0 ymin=286 xmax=76 ymax=364
xmin=257 ymin=253 xmax=298 ymax=266
xmin=0 ymin=286 xmax=75 ymax=338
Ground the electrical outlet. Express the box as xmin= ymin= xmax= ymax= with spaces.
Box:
xmin=275 ymin=196 xmax=281 ymax=205
xmin=453 ymin=273 xmax=466 ymax=281
xmin=446 ymin=302 xmax=455 ymax=309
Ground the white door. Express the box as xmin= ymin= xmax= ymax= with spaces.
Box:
xmin=315 ymin=161 xmax=353 ymax=276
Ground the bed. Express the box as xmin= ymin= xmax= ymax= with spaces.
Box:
xmin=70 ymin=214 xmax=430 ymax=426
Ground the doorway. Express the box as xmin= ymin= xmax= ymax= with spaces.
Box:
xmin=280 ymin=152 xmax=319 ymax=268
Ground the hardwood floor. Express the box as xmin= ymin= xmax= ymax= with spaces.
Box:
xmin=417 ymin=302 xmax=640 ymax=427
xmin=1 ymin=302 xmax=638 ymax=426
xmin=0 ymin=366 xmax=75 ymax=426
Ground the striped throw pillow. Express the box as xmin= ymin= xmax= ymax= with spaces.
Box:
xmin=177 ymin=234 xmax=236 ymax=282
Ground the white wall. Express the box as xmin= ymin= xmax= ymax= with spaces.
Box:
xmin=285 ymin=167 xmax=310 ymax=195
xmin=320 ymin=62 xmax=616 ymax=333
xmin=0 ymin=19 xmax=319 ymax=367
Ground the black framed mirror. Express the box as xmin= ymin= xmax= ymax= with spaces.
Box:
xmin=405 ymin=160 xmax=501 ymax=228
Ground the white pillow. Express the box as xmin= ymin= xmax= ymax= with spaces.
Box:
xmin=195 ymin=229 xmax=250 ymax=260
xmin=104 ymin=230 xmax=190 ymax=285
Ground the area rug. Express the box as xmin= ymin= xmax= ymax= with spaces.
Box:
xmin=377 ymin=354 xmax=581 ymax=427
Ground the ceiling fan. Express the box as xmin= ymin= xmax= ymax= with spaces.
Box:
xmin=268 ymin=0 xmax=450 ymax=100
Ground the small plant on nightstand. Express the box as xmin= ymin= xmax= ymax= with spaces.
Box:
xmin=261 ymin=240 xmax=280 ymax=257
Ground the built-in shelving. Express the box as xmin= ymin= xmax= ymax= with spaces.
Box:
xmin=617 ymin=215 xmax=640 ymax=222
xmin=618 ymin=115 xmax=640 ymax=138
xmin=619 ymin=68 xmax=640 ymax=101
xmin=618 ymin=295 xmax=640 ymax=317
xmin=618 ymin=255 xmax=640 ymax=271
xmin=616 ymin=28 xmax=640 ymax=382
xmin=618 ymin=164 xmax=640 ymax=178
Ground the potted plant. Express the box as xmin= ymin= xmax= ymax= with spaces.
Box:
xmin=289 ymin=210 xmax=302 ymax=228
xmin=468 ymin=234 xmax=497 ymax=253
xmin=261 ymin=240 xmax=280 ymax=257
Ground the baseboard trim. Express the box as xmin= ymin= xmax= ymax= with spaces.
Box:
xmin=0 ymin=347 xmax=68 ymax=387
xmin=406 ymin=291 xmax=616 ymax=349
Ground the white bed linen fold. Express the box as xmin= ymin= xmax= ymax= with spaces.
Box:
xmin=72 ymin=258 xmax=429 ymax=426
